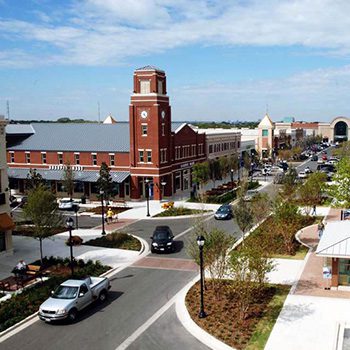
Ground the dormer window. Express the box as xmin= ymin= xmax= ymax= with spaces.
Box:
xmin=262 ymin=129 xmax=268 ymax=137
xmin=140 ymin=80 xmax=150 ymax=94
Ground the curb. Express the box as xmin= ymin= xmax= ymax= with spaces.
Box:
xmin=175 ymin=276 xmax=236 ymax=350
xmin=150 ymin=212 xmax=213 ymax=220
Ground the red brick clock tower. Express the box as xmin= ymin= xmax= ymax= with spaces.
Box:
xmin=129 ymin=66 xmax=172 ymax=200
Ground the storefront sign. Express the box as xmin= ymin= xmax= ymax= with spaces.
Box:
xmin=180 ymin=161 xmax=195 ymax=169
xmin=323 ymin=266 xmax=332 ymax=279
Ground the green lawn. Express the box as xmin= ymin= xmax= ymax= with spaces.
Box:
xmin=271 ymin=244 xmax=309 ymax=260
xmin=245 ymin=285 xmax=290 ymax=350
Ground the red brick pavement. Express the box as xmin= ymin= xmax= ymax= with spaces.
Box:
xmin=132 ymin=257 xmax=198 ymax=272
xmin=294 ymin=208 xmax=350 ymax=298
xmin=94 ymin=218 xmax=138 ymax=232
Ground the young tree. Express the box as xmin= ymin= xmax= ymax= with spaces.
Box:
xmin=219 ymin=156 xmax=229 ymax=180
xmin=298 ymin=172 xmax=327 ymax=213
xmin=96 ymin=162 xmax=115 ymax=200
xmin=281 ymin=166 xmax=298 ymax=198
xmin=208 ymin=159 xmax=221 ymax=186
xmin=233 ymin=198 xmax=254 ymax=244
xmin=62 ymin=162 xmax=75 ymax=200
xmin=250 ymin=192 xmax=273 ymax=223
xmin=26 ymin=168 xmax=45 ymax=191
xmin=273 ymin=199 xmax=301 ymax=255
xmin=328 ymin=157 xmax=350 ymax=207
xmin=187 ymin=228 xmax=234 ymax=299
xmin=192 ymin=161 xmax=209 ymax=196
xmin=23 ymin=185 xmax=62 ymax=265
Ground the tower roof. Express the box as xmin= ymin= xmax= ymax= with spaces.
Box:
xmin=135 ymin=65 xmax=164 ymax=73
xmin=103 ymin=114 xmax=117 ymax=124
xmin=258 ymin=113 xmax=274 ymax=128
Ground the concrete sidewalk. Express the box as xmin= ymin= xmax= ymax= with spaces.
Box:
xmin=0 ymin=227 xmax=144 ymax=280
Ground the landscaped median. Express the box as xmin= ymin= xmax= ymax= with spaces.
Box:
xmin=180 ymin=201 xmax=320 ymax=349
xmin=154 ymin=206 xmax=211 ymax=217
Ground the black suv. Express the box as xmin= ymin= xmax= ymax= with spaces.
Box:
xmin=150 ymin=226 xmax=175 ymax=253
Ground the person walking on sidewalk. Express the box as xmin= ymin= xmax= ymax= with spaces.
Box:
xmin=311 ymin=204 xmax=317 ymax=216
xmin=107 ymin=208 xmax=114 ymax=224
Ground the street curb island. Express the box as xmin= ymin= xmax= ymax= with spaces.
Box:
xmin=0 ymin=233 xmax=149 ymax=342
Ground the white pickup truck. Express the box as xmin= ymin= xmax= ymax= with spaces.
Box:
xmin=39 ymin=276 xmax=110 ymax=322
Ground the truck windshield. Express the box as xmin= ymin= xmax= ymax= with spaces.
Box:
xmin=52 ymin=286 xmax=78 ymax=299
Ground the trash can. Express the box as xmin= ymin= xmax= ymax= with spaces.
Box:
xmin=80 ymin=196 xmax=86 ymax=204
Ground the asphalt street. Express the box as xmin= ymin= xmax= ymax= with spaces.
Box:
xmin=2 ymin=170 xmax=294 ymax=349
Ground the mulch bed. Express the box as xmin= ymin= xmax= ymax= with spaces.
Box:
xmin=86 ymin=206 xmax=131 ymax=215
xmin=186 ymin=280 xmax=287 ymax=349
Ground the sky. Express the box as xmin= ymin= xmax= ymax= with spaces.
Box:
xmin=1 ymin=0 xmax=350 ymax=123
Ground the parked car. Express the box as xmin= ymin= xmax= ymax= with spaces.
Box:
xmin=150 ymin=226 xmax=175 ymax=253
xmin=214 ymin=204 xmax=233 ymax=220
xmin=243 ymin=189 xmax=258 ymax=202
xmin=298 ymin=171 xmax=308 ymax=179
xmin=58 ymin=198 xmax=74 ymax=210
xmin=39 ymin=276 xmax=111 ymax=323
xmin=311 ymin=154 xmax=318 ymax=161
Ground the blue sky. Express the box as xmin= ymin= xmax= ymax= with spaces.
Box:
xmin=1 ymin=0 xmax=350 ymax=122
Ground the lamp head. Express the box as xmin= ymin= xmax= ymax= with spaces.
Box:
xmin=196 ymin=235 xmax=205 ymax=247
xmin=66 ymin=217 xmax=74 ymax=228
xmin=99 ymin=190 xmax=104 ymax=195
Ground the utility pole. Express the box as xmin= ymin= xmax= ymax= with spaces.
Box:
xmin=6 ymin=100 xmax=10 ymax=120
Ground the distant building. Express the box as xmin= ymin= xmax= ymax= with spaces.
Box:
xmin=0 ymin=115 xmax=14 ymax=254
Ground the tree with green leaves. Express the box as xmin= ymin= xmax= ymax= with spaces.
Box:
xmin=281 ymin=166 xmax=298 ymax=198
xmin=26 ymin=168 xmax=45 ymax=191
xmin=96 ymin=162 xmax=115 ymax=200
xmin=298 ymin=172 xmax=327 ymax=213
xmin=233 ymin=198 xmax=254 ymax=244
xmin=23 ymin=185 xmax=62 ymax=265
xmin=192 ymin=161 xmax=209 ymax=196
xmin=187 ymin=228 xmax=234 ymax=299
xmin=62 ymin=162 xmax=75 ymax=200
xmin=328 ymin=157 xmax=350 ymax=207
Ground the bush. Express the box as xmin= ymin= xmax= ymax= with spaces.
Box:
xmin=155 ymin=206 xmax=209 ymax=217
xmin=83 ymin=232 xmax=141 ymax=251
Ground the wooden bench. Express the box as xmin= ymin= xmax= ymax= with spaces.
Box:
xmin=161 ymin=201 xmax=174 ymax=210
xmin=113 ymin=200 xmax=127 ymax=207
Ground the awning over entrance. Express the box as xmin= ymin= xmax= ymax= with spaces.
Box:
xmin=0 ymin=213 xmax=15 ymax=230
xmin=7 ymin=168 xmax=130 ymax=183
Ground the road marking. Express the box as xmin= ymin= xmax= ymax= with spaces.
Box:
xmin=115 ymin=276 xmax=199 ymax=350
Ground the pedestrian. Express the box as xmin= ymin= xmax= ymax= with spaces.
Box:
xmin=107 ymin=207 xmax=114 ymax=224
xmin=311 ymin=204 xmax=317 ymax=215
xmin=318 ymin=222 xmax=325 ymax=239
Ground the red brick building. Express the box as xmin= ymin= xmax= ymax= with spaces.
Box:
xmin=6 ymin=66 xmax=206 ymax=200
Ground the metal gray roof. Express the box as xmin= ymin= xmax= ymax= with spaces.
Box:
xmin=7 ymin=168 xmax=130 ymax=183
xmin=7 ymin=123 xmax=130 ymax=152
xmin=6 ymin=124 xmax=35 ymax=135
xmin=171 ymin=122 xmax=186 ymax=132
xmin=136 ymin=65 xmax=164 ymax=72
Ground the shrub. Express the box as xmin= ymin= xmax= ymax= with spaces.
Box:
xmin=83 ymin=232 xmax=141 ymax=251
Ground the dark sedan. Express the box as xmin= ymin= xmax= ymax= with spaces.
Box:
xmin=214 ymin=204 xmax=233 ymax=220
xmin=150 ymin=226 xmax=175 ymax=253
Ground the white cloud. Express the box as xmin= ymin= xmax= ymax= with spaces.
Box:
xmin=1 ymin=0 xmax=350 ymax=66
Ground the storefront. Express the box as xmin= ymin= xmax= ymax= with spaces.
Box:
xmin=316 ymin=221 xmax=350 ymax=289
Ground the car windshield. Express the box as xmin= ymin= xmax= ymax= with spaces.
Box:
xmin=60 ymin=199 xmax=71 ymax=204
xmin=153 ymin=231 xmax=170 ymax=240
xmin=218 ymin=207 xmax=229 ymax=212
xmin=52 ymin=286 xmax=78 ymax=299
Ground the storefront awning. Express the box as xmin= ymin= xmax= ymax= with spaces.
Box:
xmin=0 ymin=213 xmax=15 ymax=230
xmin=7 ymin=168 xmax=130 ymax=184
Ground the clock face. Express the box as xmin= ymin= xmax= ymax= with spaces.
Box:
xmin=161 ymin=111 xmax=165 ymax=119
xmin=141 ymin=110 xmax=148 ymax=119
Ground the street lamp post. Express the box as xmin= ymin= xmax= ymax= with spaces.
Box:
xmin=66 ymin=217 xmax=75 ymax=276
xmin=230 ymin=169 xmax=234 ymax=183
xmin=145 ymin=179 xmax=150 ymax=217
xmin=197 ymin=235 xmax=207 ymax=319
xmin=74 ymin=204 xmax=79 ymax=230
xmin=100 ymin=190 xmax=106 ymax=235
xmin=160 ymin=181 xmax=166 ymax=200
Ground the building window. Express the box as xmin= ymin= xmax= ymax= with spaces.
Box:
xmin=262 ymin=129 xmax=268 ymax=137
xmin=141 ymin=124 xmax=148 ymax=136
xmin=109 ymin=154 xmax=115 ymax=166
xmin=160 ymin=148 xmax=167 ymax=163
xmin=9 ymin=152 xmax=14 ymax=163
xmin=140 ymin=80 xmax=150 ymax=94
xmin=41 ymin=152 xmax=47 ymax=164
xmin=158 ymin=80 xmax=163 ymax=94
xmin=192 ymin=144 xmax=196 ymax=156
xmin=161 ymin=123 xmax=165 ymax=136
xmin=147 ymin=150 xmax=152 ymax=163
xmin=57 ymin=153 xmax=63 ymax=164
xmin=74 ymin=153 xmax=80 ymax=165
xmin=91 ymin=153 xmax=97 ymax=166
xmin=209 ymin=145 xmax=213 ymax=154
xmin=139 ymin=150 xmax=144 ymax=163
xmin=25 ymin=152 xmax=30 ymax=164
